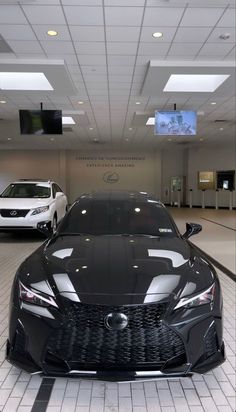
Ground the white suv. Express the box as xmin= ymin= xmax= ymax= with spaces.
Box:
xmin=0 ymin=179 xmax=68 ymax=234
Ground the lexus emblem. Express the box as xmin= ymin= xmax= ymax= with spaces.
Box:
xmin=10 ymin=210 xmax=17 ymax=216
xmin=103 ymin=171 xmax=119 ymax=184
xmin=105 ymin=312 xmax=128 ymax=330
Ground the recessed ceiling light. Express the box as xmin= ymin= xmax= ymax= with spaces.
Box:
xmin=7 ymin=137 xmax=12 ymax=141
xmin=0 ymin=100 xmax=6 ymax=104
xmin=168 ymin=138 xmax=172 ymax=142
xmin=125 ymin=138 xmax=129 ymax=141
xmin=50 ymin=138 xmax=55 ymax=141
xmin=78 ymin=101 xmax=84 ymax=105
xmin=62 ymin=116 xmax=75 ymax=125
xmin=164 ymin=74 xmax=230 ymax=92
xmin=152 ymin=32 xmax=163 ymax=38
xmin=0 ymin=72 xmax=53 ymax=91
xmin=146 ymin=117 xmax=155 ymax=125
xmin=199 ymin=138 xmax=204 ymax=141
xmin=47 ymin=30 xmax=58 ymax=36
xmin=211 ymin=102 xmax=217 ymax=105
xmin=219 ymin=127 xmax=224 ymax=131
xmin=128 ymin=127 xmax=133 ymax=131
xmin=89 ymin=127 xmax=94 ymax=130
xmin=135 ymin=101 xmax=141 ymax=105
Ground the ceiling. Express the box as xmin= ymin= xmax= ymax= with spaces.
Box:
xmin=0 ymin=0 xmax=235 ymax=151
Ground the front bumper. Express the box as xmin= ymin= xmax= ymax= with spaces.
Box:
xmin=7 ymin=298 xmax=225 ymax=380
xmin=0 ymin=211 xmax=52 ymax=230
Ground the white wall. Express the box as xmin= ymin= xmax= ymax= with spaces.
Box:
xmin=0 ymin=146 xmax=235 ymax=207
xmin=187 ymin=145 xmax=236 ymax=207
xmin=0 ymin=150 xmax=162 ymax=204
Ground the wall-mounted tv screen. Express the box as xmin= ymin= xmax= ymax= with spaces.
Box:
xmin=19 ymin=110 xmax=62 ymax=135
xmin=155 ymin=110 xmax=197 ymax=135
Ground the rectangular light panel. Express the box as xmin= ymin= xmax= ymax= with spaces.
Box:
xmin=146 ymin=117 xmax=155 ymax=125
xmin=62 ymin=116 xmax=75 ymax=125
xmin=164 ymin=74 xmax=230 ymax=92
xmin=0 ymin=72 xmax=53 ymax=90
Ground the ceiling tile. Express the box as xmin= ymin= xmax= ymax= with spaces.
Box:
xmin=143 ymin=7 xmax=184 ymax=26
xmin=180 ymin=7 xmax=225 ymax=27
xmin=52 ymin=54 xmax=78 ymax=64
xmin=174 ymin=27 xmax=212 ymax=43
xmin=78 ymin=55 xmax=107 ymax=65
xmin=0 ymin=25 xmax=37 ymax=41
xmin=74 ymin=42 xmax=106 ymax=54
xmin=33 ymin=25 xmax=71 ymax=41
xmin=106 ymin=26 xmax=140 ymax=42
xmin=217 ymin=8 xmax=236 ymax=27
xmin=105 ymin=7 xmax=143 ymax=26
xmin=64 ymin=6 xmax=104 ymax=25
xmin=0 ymin=5 xmax=27 ymax=24
xmin=70 ymin=26 xmax=105 ymax=41
xmin=140 ymin=27 xmax=176 ymax=43
xmin=62 ymin=0 xmax=102 ymax=4
xmin=107 ymin=42 xmax=138 ymax=55
xmin=22 ymin=5 xmax=66 ymax=24
xmin=138 ymin=42 xmax=170 ymax=56
xmin=207 ymin=27 xmax=235 ymax=43
xmin=197 ymin=42 xmax=234 ymax=56
xmin=105 ymin=0 xmax=145 ymax=5
xmin=40 ymin=40 xmax=74 ymax=54
xmin=107 ymin=55 xmax=136 ymax=66
xmin=81 ymin=65 xmax=107 ymax=74
xmin=167 ymin=42 xmax=202 ymax=56
xmin=223 ymin=46 xmax=235 ymax=60
xmin=7 ymin=40 xmax=44 ymax=54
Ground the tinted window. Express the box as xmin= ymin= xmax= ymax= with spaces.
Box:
xmin=58 ymin=200 xmax=177 ymax=237
xmin=1 ymin=183 xmax=51 ymax=199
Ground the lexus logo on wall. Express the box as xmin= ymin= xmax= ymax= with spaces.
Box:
xmin=103 ymin=171 xmax=119 ymax=184
xmin=10 ymin=210 xmax=17 ymax=216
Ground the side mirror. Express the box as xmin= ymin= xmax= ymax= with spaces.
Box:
xmin=37 ymin=222 xmax=52 ymax=237
xmin=183 ymin=222 xmax=202 ymax=239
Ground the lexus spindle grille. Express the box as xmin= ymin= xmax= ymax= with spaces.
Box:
xmin=47 ymin=302 xmax=186 ymax=369
xmin=0 ymin=209 xmax=30 ymax=218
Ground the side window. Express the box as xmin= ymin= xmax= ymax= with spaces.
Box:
xmin=56 ymin=184 xmax=63 ymax=193
xmin=52 ymin=184 xmax=57 ymax=199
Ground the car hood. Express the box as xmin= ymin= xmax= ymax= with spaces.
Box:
xmin=20 ymin=234 xmax=215 ymax=305
xmin=0 ymin=198 xmax=50 ymax=209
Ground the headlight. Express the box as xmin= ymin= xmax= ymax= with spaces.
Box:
xmin=174 ymin=284 xmax=215 ymax=310
xmin=19 ymin=281 xmax=58 ymax=308
xmin=31 ymin=206 xmax=49 ymax=215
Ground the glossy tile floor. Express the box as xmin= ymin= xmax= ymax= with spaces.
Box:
xmin=0 ymin=208 xmax=235 ymax=412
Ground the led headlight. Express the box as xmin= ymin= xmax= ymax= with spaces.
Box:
xmin=31 ymin=206 xmax=49 ymax=215
xmin=19 ymin=281 xmax=58 ymax=308
xmin=174 ymin=284 xmax=215 ymax=310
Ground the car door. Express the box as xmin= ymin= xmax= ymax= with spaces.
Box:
xmin=54 ymin=184 xmax=67 ymax=220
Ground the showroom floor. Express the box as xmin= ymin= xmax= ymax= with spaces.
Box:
xmin=0 ymin=208 xmax=235 ymax=412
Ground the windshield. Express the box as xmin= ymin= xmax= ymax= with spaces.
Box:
xmin=58 ymin=199 xmax=178 ymax=237
xmin=1 ymin=183 xmax=51 ymax=199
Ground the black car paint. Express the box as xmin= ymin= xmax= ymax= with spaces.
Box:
xmin=7 ymin=191 xmax=225 ymax=380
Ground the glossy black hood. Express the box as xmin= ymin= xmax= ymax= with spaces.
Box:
xmin=19 ymin=235 xmax=215 ymax=305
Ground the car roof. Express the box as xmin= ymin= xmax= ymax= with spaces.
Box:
xmin=12 ymin=179 xmax=52 ymax=185
xmin=78 ymin=190 xmax=162 ymax=203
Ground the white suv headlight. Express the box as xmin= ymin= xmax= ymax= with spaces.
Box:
xmin=31 ymin=206 xmax=49 ymax=215
xmin=174 ymin=284 xmax=215 ymax=310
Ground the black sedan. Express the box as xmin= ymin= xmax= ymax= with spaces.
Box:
xmin=7 ymin=191 xmax=225 ymax=380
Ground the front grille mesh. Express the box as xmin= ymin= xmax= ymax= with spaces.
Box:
xmin=47 ymin=302 xmax=185 ymax=367
xmin=0 ymin=209 xmax=29 ymax=218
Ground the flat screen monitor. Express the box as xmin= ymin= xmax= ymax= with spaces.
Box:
xmin=19 ymin=110 xmax=62 ymax=135
xmin=155 ymin=110 xmax=197 ymax=135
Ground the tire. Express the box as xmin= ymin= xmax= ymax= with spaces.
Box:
xmin=52 ymin=215 xmax=57 ymax=234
